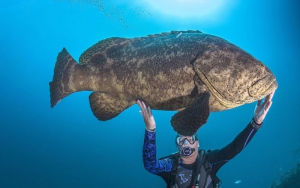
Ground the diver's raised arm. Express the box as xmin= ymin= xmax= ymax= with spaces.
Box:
xmin=137 ymin=100 xmax=156 ymax=131
xmin=137 ymin=100 xmax=173 ymax=174
xmin=206 ymin=91 xmax=275 ymax=172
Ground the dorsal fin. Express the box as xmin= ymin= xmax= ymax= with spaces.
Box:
xmin=143 ymin=30 xmax=202 ymax=38
xmin=79 ymin=30 xmax=203 ymax=64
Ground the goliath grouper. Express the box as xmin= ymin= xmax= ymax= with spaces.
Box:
xmin=49 ymin=30 xmax=278 ymax=136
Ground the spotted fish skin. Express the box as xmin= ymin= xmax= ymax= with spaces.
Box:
xmin=78 ymin=31 xmax=204 ymax=110
xmin=49 ymin=30 xmax=277 ymax=135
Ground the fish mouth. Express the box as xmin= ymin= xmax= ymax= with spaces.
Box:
xmin=248 ymin=74 xmax=278 ymax=98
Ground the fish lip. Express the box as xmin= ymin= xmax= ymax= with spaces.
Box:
xmin=264 ymin=78 xmax=278 ymax=95
xmin=248 ymin=74 xmax=278 ymax=98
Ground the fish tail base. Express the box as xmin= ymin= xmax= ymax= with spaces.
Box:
xmin=49 ymin=48 xmax=77 ymax=107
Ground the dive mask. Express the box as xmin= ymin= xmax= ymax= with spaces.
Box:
xmin=176 ymin=135 xmax=198 ymax=146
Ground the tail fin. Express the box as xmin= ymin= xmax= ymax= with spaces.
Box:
xmin=49 ymin=48 xmax=77 ymax=107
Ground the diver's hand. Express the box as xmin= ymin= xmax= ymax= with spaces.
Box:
xmin=137 ymin=100 xmax=156 ymax=131
xmin=253 ymin=91 xmax=275 ymax=124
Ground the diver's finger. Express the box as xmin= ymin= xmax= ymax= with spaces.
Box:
xmin=265 ymin=91 xmax=275 ymax=102
xmin=142 ymin=101 xmax=148 ymax=112
xmin=138 ymin=100 xmax=146 ymax=113
xmin=257 ymin=99 xmax=262 ymax=106
xmin=265 ymin=93 xmax=271 ymax=102
xmin=137 ymin=99 xmax=145 ymax=108
xmin=138 ymin=101 xmax=147 ymax=117
xmin=263 ymin=98 xmax=269 ymax=108
xmin=137 ymin=100 xmax=143 ymax=109
xmin=264 ymin=93 xmax=271 ymax=104
xmin=263 ymin=100 xmax=271 ymax=113
xmin=268 ymin=101 xmax=273 ymax=111
xmin=263 ymin=97 xmax=269 ymax=106
xmin=148 ymin=106 xmax=152 ymax=116
xmin=266 ymin=101 xmax=272 ymax=111
xmin=147 ymin=106 xmax=152 ymax=118
xmin=139 ymin=100 xmax=145 ymax=109
xmin=137 ymin=99 xmax=142 ymax=106
xmin=139 ymin=106 xmax=146 ymax=117
xmin=142 ymin=102 xmax=150 ymax=117
xmin=269 ymin=91 xmax=275 ymax=101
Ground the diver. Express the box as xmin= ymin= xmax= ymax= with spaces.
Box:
xmin=137 ymin=91 xmax=275 ymax=188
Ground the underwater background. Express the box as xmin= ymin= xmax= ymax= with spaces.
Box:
xmin=1 ymin=0 xmax=300 ymax=187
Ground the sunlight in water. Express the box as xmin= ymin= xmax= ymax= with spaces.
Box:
xmin=136 ymin=0 xmax=237 ymax=21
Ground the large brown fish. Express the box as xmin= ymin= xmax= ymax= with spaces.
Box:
xmin=49 ymin=30 xmax=278 ymax=135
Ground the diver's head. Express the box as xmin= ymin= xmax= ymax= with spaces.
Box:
xmin=176 ymin=134 xmax=199 ymax=158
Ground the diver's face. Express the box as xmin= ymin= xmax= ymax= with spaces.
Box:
xmin=177 ymin=136 xmax=199 ymax=157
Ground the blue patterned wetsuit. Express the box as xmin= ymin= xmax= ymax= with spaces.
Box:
xmin=143 ymin=119 xmax=262 ymax=188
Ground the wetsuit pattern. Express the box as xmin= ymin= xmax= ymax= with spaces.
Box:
xmin=143 ymin=130 xmax=173 ymax=174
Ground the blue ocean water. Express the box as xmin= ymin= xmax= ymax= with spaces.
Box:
xmin=0 ymin=0 xmax=299 ymax=187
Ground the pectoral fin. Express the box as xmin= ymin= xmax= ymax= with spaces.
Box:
xmin=89 ymin=92 xmax=131 ymax=121
xmin=171 ymin=92 xmax=210 ymax=136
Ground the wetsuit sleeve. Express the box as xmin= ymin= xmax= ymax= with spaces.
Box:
xmin=207 ymin=119 xmax=262 ymax=172
xmin=143 ymin=129 xmax=173 ymax=174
